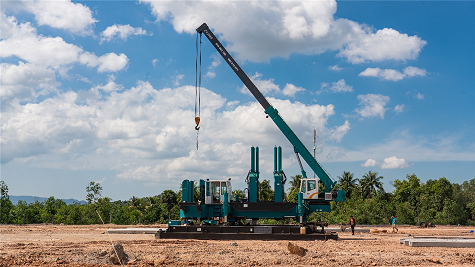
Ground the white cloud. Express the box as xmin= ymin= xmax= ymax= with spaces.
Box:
xmin=79 ymin=52 xmax=129 ymax=73
xmin=1 ymin=82 xmax=338 ymax=184
xmin=205 ymin=53 xmax=222 ymax=79
xmin=359 ymin=67 xmax=427 ymax=81
xmin=416 ymin=93 xmax=424 ymax=100
xmin=361 ymin=156 xmax=409 ymax=169
xmin=173 ymin=74 xmax=184 ymax=86
xmin=282 ymin=84 xmax=305 ymax=97
xmin=319 ymin=79 xmax=353 ymax=94
xmin=394 ymin=104 xmax=405 ymax=114
xmin=339 ymin=28 xmax=426 ymax=64
xmin=1 ymin=62 xmax=59 ymax=104
xmin=100 ymin=24 xmax=148 ymax=43
xmin=152 ymin=59 xmax=160 ymax=66
xmin=3 ymin=0 xmax=96 ymax=35
xmin=356 ymin=94 xmax=390 ymax=119
xmin=328 ymin=65 xmax=343 ymax=71
xmin=330 ymin=79 xmax=353 ymax=93
xmin=141 ymin=0 xmax=426 ymax=63
xmin=328 ymin=120 xmax=350 ymax=142
xmin=95 ymin=75 xmax=123 ymax=92
xmin=1 ymin=16 xmax=128 ymax=73
xmin=381 ymin=156 xmax=409 ymax=169
xmin=362 ymin=158 xmax=377 ymax=167
xmin=404 ymin=66 xmax=427 ymax=77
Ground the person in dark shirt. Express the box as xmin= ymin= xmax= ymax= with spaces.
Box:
xmin=349 ymin=215 xmax=356 ymax=235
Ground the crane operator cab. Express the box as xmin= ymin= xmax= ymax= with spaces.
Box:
xmin=205 ymin=179 xmax=232 ymax=204
xmin=300 ymin=178 xmax=320 ymax=200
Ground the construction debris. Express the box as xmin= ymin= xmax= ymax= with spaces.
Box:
xmin=110 ymin=243 xmax=128 ymax=265
xmin=288 ymin=242 xmax=307 ymax=256
xmin=426 ymin=257 xmax=441 ymax=264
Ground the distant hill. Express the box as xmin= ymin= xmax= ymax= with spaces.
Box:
xmin=9 ymin=195 xmax=87 ymax=205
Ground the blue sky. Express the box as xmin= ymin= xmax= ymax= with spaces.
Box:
xmin=1 ymin=0 xmax=474 ymax=202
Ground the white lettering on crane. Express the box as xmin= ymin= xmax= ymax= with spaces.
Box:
xmin=215 ymin=43 xmax=227 ymax=56
xmin=204 ymin=29 xmax=213 ymax=40
xmin=227 ymin=58 xmax=239 ymax=72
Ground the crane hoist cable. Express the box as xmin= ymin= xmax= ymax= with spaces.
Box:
xmin=195 ymin=32 xmax=202 ymax=149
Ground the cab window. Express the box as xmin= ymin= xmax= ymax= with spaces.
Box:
xmin=308 ymin=180 xmax=316 ymax=191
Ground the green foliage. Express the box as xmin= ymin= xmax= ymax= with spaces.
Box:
xmin=336 ymin=171 xmax=358 ymax=197
xmin=160 ymin=190 xmax=178 ymax=211
xmin=86 ymin=181 xmax=103 ymax=204
xmin=286 ymin=174 xmax=302 ymax=203
xmin=258 ymin=179 xmax=274 ymax=201
xmin=4 ymin=176 xmax=474 ymax=226
xmin=0 ymin=181 xmax=13 ymax=223
xmin=359 ymin=171 xmax=384 ymax=199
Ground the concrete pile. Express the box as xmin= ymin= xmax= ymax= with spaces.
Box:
xmin=400 ymin=236 xmax=475 ymax=248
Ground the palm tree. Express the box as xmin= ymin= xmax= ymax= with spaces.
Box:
xmin=286 ymin=174 xmax=303 ymax=203
xmin=289 ymin=174 xmax=302 ymax=192
xmin=337 ymin=171 xmax=357 ymax=197
xmin=360 ymin=171 xmax=384 ymax=198
xmin=258 ymin=180 xmax=274 ymax=201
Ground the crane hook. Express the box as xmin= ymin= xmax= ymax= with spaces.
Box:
xmin=195 ymin=116 xmax=200 ymax=131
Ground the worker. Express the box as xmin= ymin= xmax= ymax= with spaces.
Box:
xmin=349 ymin=215 xmax=356 ymax=235
xmin=391 ymin=216 xmax=398 ymax=233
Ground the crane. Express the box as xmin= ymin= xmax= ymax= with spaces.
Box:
xmin=158 ymin=23 xmax=346 ymax=240
xmin=196 ymin=23 xmax=339 ymax=194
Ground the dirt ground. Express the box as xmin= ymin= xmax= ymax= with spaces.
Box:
xmin=1 ymin=224 xmax=474 ymax=267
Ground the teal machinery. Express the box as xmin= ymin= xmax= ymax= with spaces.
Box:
xmin=179 ymin=23 xmax=346 ymax=225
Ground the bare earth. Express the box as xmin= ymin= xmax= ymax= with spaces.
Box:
xmin=1 ymin=224 xmax=474 ymax=266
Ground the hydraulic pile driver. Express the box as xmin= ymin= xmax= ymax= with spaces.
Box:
xmin=157 ymin=23 xmax=346 ymax=240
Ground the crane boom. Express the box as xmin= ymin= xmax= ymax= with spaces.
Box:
xmin=196 ymin=23 xmax=336 ymax=192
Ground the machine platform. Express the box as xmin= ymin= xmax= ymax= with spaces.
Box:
xmin=155 ymin=225 xmax=338 ymax=241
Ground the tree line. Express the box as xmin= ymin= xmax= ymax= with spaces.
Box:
xmin=0 ymin=172 xmax=474 ymax=226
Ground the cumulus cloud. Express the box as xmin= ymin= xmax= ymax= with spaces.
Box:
xmin=321 ymin=79 xmax=353 ymax=93
xmin=381 ymin=156 xmax=409 ymax=169
xmin=362 ymin=158 xmax=377 ymax=167
xmin=141 ymin=0 xmax=426 ymax=63
xmin=328 ymin=120 xmax=350 ymax=142
xmin=394 ymin=104 xmax=405 ymax=114
xmin=3 ymin=0 xmax=97 ymax=35
xmin=79 ymin=52 xmax=129 ymax=73
xmin=100 ymin=24 xmax=148 ymax=43
xmin=1 ymin=82 xmax=338 ymax=184
xmin=361 ymin=157 xmax=409 ymax=169
xmin=356 ymin=94 xmax=390 ymax=119
xmin=94 ymin=75 xmax=123 ymax=92
xmin=328 ymin=65 xmax=343 ymax=71
xmin=205 ymin=53 xmax=222 ymax=78
xmin=1 ymin=16 xmax=128 ymax=72
xmin=282 ymin=84 xmax=305 ymax=97
xmin=1 ymin=61 xmax=59 ymax=104
xmin=173 ymin=74 xmax=184 ymax=86
xmin=339 ymin=28 xmax=426 ymax=63
xmin=359 ymin=66 xmax=427 ymax=81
